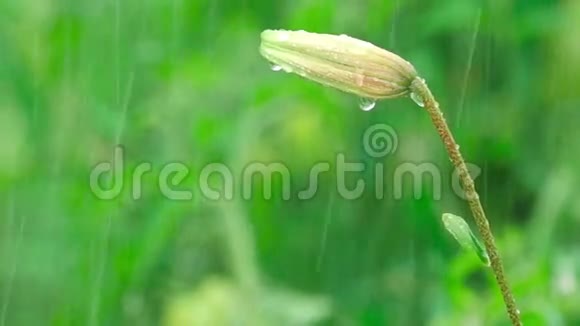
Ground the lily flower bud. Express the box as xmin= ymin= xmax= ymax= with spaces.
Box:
xmin=260 ymin=29 xmax=418 ymax=99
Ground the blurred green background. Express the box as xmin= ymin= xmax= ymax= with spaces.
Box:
xmin=1 ymin=0 xmax=579 ymax=325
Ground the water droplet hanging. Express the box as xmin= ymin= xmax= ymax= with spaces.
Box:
xmin=410 ymin=92 xmax=424 ymax=107
xmin=359 ymin=98 xmax=376 ymax=111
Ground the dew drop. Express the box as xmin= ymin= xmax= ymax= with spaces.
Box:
xmin=270 ymin=64 xmax=283 ymax=72
xmin=410 ymin=92 xmax=424 ymax=107
xmin=359 ymin=98 xmax=376 ymax=111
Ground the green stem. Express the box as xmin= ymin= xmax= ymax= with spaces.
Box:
xmin=410 ymin=77 xmax=521 ymax=326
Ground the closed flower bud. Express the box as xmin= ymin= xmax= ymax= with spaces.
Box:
xmin=260 ymin=29 xmax=418 ymax=99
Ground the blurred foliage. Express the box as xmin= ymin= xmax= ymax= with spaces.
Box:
xmin=1 ymin=0 xmax=579 ymax=325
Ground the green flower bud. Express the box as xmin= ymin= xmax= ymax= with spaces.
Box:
xmin=259 ymin=29 xmax=418 ymax=99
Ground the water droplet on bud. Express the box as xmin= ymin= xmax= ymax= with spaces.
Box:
xmin=410 ymin=92 xmax=424 ymax=107
xmin=270 ymin=64 xmax=283 ymax=72
xmin=359 ymin=98 xmax=376 ymax=111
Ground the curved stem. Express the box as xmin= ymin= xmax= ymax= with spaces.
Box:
xmin=410 ymin=77 xmax=521 ymax=326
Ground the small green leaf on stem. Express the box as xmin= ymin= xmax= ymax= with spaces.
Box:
xmin=442 ymin=213 xmax=490 ymax=266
